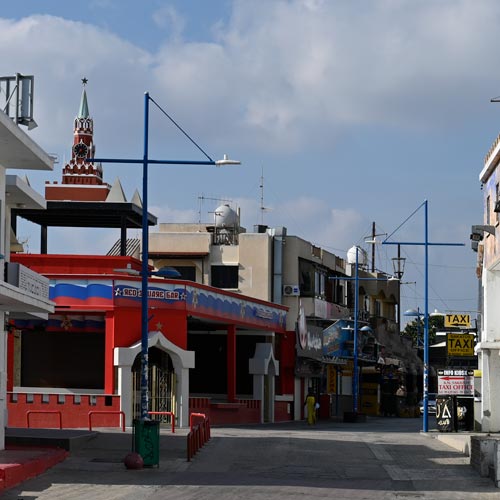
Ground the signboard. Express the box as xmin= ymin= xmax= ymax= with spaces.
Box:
xmin=445 ymin=313 xmax=471 ymax=328
xmin=327 ymin=365 xmax=337 ymax=394
xmin=437 ymin=369 xmax=474 ymax=395
xmin=447 ymin=333 xmax=475 ymax=357
xmin=322 ymin=319 xmax=377 ymax=363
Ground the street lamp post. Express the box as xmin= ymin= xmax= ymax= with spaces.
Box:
xmin=331 ymin=246 xmax=395 ymax=417
xmin=382 ymin=200 xmax=463 ymax=432
xmin=92 ymin=91 xmax=240 ymax=421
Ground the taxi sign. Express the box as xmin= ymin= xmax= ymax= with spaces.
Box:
xmin=437 ymin=369 xmax=474 ymax=395
xmin=445 ymin=313 xmax=471 ymax=328
xmin=447 ymin=333 xmax=475 ymax=356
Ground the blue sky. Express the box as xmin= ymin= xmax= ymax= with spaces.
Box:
xmin=2 ymin=0 xmax=499 ymax=323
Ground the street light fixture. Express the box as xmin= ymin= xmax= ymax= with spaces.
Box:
xmin=92 ymin=92 xmax=240 ymax=421
xmin=331 ymin=246 xmax=398 ymax=418
xmin=382 ymin=200 xmax=463 ymax=432
xmin=404 ymin=307 xmax=423 ymax=348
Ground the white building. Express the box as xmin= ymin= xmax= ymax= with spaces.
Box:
xmin=0 ymin=108 xmax=55 ymax=448
xmin=475 ymin=133 xmax=500 ymax=432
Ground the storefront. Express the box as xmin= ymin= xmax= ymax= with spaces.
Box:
xmin=7 ymin=254 xmax=287 ymax=428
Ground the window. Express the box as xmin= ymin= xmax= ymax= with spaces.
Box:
xmin=496 ymin=184 xmax=499 ymax=223
xmin=487 ymin=195 xmax=491 ymax=225
xmin=327 ymin=274 xmax=346 ymax=305
xmin=211 ymin=265 xmax=239 ymax=288
xmin=173 ymin=266 xmax=196 ymax=281
xmin=299 ymin=259 xmax=314 ymax=296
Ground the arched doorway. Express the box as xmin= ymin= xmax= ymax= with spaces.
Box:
xmin=115 ymin=331 xmax=195 ymax=427
xmin=131 ymin=347 xmax=175 ymax=422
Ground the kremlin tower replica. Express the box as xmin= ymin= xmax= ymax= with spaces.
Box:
xmin=45 ymin=79 xmax=111 ymax=202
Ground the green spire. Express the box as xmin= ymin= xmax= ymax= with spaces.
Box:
xmin=78 ymin=88 xmax=90 ymax=118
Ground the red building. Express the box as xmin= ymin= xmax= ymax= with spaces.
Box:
xmin=8 ymin=82 xmax=291 ymax=430
xmin=8 ymin=254 xmax=288 ymax=428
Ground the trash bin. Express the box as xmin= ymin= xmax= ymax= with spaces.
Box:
xmin=436 ymin=396 xmax=454 ymax=432
xmin=456 ymin=396 xmax=474 ymax=431
xmin=132 ymin=419 xmax=160 ymax=467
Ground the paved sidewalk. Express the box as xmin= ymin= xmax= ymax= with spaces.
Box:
xmin=3 ymin=417 xmax=499 ymax=499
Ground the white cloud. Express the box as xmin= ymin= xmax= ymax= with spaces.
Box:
xmin=152 ymin=5 xmax=185 ymax=40
xmin=0 ymin=3 xmax=487 ymax=315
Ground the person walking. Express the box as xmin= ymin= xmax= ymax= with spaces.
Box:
xmin=304 ymin=389 xmax=317 ymax=425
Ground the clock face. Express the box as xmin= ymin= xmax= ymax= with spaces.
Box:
xmin=73 ymin=142 xmax=88 ymax=158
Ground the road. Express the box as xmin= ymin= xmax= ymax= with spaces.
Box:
xmin=4 ymin=417 xmax=498 ymax=499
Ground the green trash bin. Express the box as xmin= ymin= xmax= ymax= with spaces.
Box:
xmin=132 ymin=419 xmax=160 ymax=467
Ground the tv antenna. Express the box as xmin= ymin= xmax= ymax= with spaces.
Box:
xmin=198 ymin=194 xmax=233 ymax=223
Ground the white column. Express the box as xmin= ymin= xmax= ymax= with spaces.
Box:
xmin=178 ymin=367 xmax=190 ymax=428
xmin=253 ymin=374 xmax=264 ymax=423
xmin=117 ymin=365 xmax=133 ymax=427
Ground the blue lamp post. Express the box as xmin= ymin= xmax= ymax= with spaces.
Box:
xmin=331 ymin=245 xmax=394 ymax=416
xmin=382 ymin=200 xmax=463 ymax=432
xmin=92 ymin=92 xmax=240 ymax=421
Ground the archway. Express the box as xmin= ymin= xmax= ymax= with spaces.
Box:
xmin=114 ymin=331 xmax=194 ymax=427
xmin=131 ymin=347 xmax=175 ymax=422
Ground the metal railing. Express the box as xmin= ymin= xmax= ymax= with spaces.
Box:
xmin=187 ymin=413 xmax=211 ymax=461
xmin=148 ymin=411 xmax=175 ymax=433
xmin=88 ymin=411 xmax=126 ymax=432
xmin=26 ymin=410 xmax=63 ymax=429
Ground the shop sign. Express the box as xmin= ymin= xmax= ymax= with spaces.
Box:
xmin=438 ymin=369 xmax=474 ymax=395
xmin=445 ymin=313 xmax=471 ymax=328
xmin=327 ymin=364 xmax=337 ymax=393
xmin=6 ymin=262 xmax=50 ymax=299
xmin=296 ymin=299 xmax=323 ymax=360
xmin=447 ymin=333 xmax=475 ymax=357
xmin=296 ymin=324 xmax=323 ymax=360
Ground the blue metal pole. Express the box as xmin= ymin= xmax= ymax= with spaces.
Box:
xmin=423 ymin=200 xmax=429 ymax=432
xmin=140 ymin=92 xmax=150 ymax=421
xmin=353 ymin=247 xmax=359 ymax=414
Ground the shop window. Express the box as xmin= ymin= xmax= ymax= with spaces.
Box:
xmin=211 ymin=265 xmax=239 ymax=289
xmin=21 ymin=330 xmax=105 ymax=390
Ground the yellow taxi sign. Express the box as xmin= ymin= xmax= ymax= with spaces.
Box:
xmin=447 ymin=333 xmax=475 ymax=356
xmin=445 ymin=313 xmax=471 ymax=328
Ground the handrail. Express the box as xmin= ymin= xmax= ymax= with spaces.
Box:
xmin=88 ymin=411 xmax=126 ymax=432
xmin=148 ymin=411 xmax=175 ymax=433
xmin=26 ymin=410 xmax=62 ymax=429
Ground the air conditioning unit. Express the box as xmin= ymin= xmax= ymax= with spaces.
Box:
xmin=283 ymin=284 xmax=300 ymax=296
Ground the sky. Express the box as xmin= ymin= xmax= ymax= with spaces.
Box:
xmin=1 ymin=0 xmax=498 ymax=325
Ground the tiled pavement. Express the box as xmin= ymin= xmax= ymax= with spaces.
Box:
xmin=2 ymin=418 xmax=499 ymax=499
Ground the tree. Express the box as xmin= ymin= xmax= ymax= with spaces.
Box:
xmin=402 ymin=315 xmax=444 ymax=347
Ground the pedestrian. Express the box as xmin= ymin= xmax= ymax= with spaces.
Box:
xmin=304 ymin=389 xmax=317 ymax=425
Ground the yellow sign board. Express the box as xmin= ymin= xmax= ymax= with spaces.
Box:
xmin=447 ymin=333 xmax=475 ymax=356
xmin=445 ymin=313 xmax=471 ymax=328
xmin=327 ymin=365 xmax=337 ymax=394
